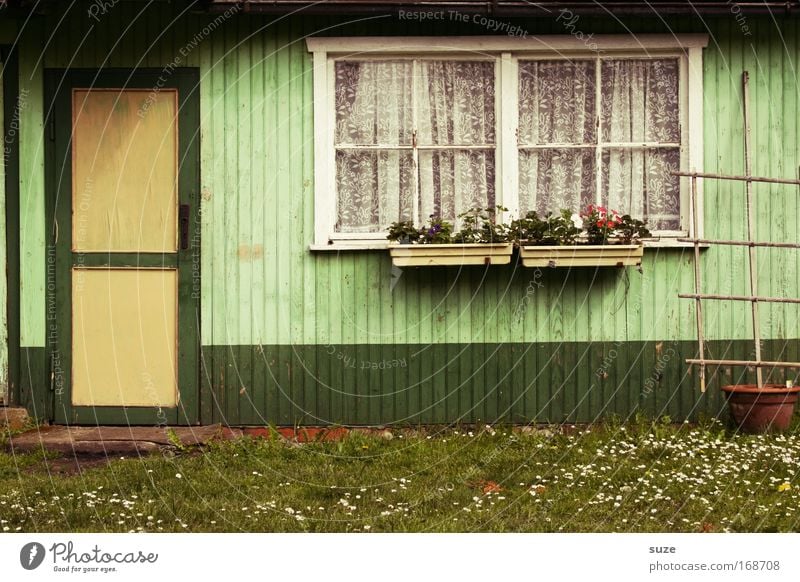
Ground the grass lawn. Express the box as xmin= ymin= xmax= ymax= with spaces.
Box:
xmin=2 ymin=418 xmax=800 ymax=533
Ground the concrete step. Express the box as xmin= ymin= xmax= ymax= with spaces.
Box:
xmin=6 ymin=424 xmax=242 ymax=456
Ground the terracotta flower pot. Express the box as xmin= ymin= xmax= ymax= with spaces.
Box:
xmin=721 ymin=384 xmax=800 ymax=433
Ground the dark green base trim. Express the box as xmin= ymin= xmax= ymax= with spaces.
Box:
xmin=18 ymin=347 xmax=48 ymax=422
xmin=201 ymin=340 xmax=800 ymax=426
xmin=55 ymin=407 xmax=182 ymax=426
xmin=20 ymin=347 xmax=197 ymax=426
xmin=21 ymin=341 xmax=800 ymax=426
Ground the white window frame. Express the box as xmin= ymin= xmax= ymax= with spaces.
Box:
xmin=307 ymin=35 xmax=708 ymax=250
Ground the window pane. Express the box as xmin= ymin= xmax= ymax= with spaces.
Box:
xmin=335 ymin=61 xmax=413 ymax=145
xmin=416 ymin=61 xmax=495 ymax=146
xmin=335 ymin=150 xmax=414 ymax=233
xmin=418 ymin=149 xmax=495 ymax=224
xmin=518 ymin=60 xmax=596 ymax=145
xmin=601 ymin=59 xmax=679 ymax=143
xmin=519 ymin=149 xmax=595 ymax=216
xmin=602 ymin=148 xmax=681 ymax=231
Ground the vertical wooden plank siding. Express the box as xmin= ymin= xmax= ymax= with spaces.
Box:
xmin=9 ymin=3 xmax=800 ymax=424
xmin=18 ymin=18 xmax=45 ymax=349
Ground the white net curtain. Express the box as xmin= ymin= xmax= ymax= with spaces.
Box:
xmin=416 ymin=61 xmax=495 ymax=225
xmin=518 ymin=60 xmax=597 ymax=215
xmin=334 ymin=60 xmax=495 ymax=233
xmin=334 ymin=61 xmax=414 ymax=233
xmin=519 ymin=58 xmax=681 ymax=230
xmin=601 ymin=59 xmax=681 ymax=230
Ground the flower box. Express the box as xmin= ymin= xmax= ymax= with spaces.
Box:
xmin=519 ymin=244 xmax=644 ymax=268
xmin=388 ymin=242 xmax=514 ymax=267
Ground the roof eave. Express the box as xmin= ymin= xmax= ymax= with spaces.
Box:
xmin=204 ymin=1 xmax=800 ymax=17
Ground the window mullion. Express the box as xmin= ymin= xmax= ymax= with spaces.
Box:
xmin=314 ymin=52 xmax=335 ymax=246
xmin=686 ymin=50 xmax=702 ymax=237
xmin=500 ymin=52 xmax=519 ymax=221
xmin=411 ymin=59 xmax=419 ymax=225
xmin=594 ymin=56 xmax=603 ymax=208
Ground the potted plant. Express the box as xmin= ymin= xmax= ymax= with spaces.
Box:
xmin=721 ymin=383 xmax=800 ymax=433
xmin=515 ymin=205 xmax=651 ymax=268
xmin=387 ymin=207 xmax=514 ymax=267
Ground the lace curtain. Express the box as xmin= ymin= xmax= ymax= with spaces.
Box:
xmin=334 ymin=60 xmax=495 ymax=233
xmin=519 ymin=58 xmax=681 ymax=230
xmin=519 ymin=61 xmax=596 ymax=216
xmin=335 ymin=61 xmax=414 ymax=233
xmin=416 ymin=61 xmax=495 ymax=224
xmin=601 ymin=60 xmax=681 ymax=230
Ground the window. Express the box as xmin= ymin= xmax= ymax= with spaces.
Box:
xmin=519 ymin=58 xmax=682 ymax=231
xmin=308 ymin=36 xmax=707 ymax=248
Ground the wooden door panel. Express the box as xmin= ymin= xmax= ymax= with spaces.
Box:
xmin=71 ymin=268 xmax=178 ymax=407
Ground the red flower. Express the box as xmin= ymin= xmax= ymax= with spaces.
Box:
xmin=597 ymin=220 xmax=604 ymax=227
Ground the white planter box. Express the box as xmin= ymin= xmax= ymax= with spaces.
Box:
xmin=388 ymin=242 xmax=514 ymax=267
xmin=519 ymin=244 xmax=644 ymax=268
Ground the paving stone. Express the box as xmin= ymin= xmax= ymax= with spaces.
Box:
xmin=1 ymin=407 xmax=30 ymax=432
xmin=6 ymin=424 xmax=242 ymax=456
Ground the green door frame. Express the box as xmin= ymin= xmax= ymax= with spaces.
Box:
xmin=45 ymin=68 xmax=202 ymax=425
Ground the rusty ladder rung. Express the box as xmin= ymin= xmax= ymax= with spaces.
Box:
xmin=678 ymin=238 xmax=800 ymax=249
xmin=679 ymin=293 xmax=800 ymax=304
xmin=672 ymin=170 xmax=800 ymax=186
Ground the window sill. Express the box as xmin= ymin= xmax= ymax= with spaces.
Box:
xmin=310 ymin=238 xmax=710 ymax=252
xmin=642 ymin=238 xmax=710 ymax=249
xmin=310 ymin=241 xmax=390 ymax=251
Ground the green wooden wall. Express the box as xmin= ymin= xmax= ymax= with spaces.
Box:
xmin=0 ymin=44 xmax=5 ymax=402
xmin=7 ymin=1 xmax=800 ymax=423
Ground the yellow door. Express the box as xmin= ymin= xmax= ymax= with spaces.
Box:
xmin=71 ymin=89 xmax=179 ymax=409
xmin=49 ymin=70 xmax=201 ymax=425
